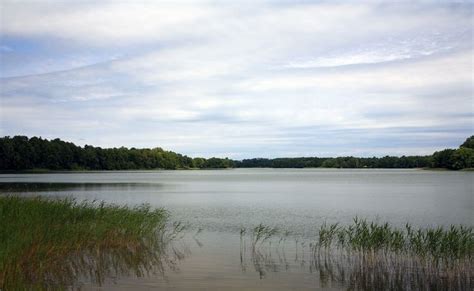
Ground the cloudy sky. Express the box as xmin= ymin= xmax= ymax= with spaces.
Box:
xmin=0 ymin=1 xmax=472 ymax=158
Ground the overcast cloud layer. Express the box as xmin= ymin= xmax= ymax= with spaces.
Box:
xmin=0 ymin=1 xmax=473 ymax=158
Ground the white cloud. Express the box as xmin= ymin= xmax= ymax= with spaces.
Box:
xmin=0 ymin=1 xmax=472 ymax=157
xmin=1 ymin=1 xmax=217 ymax=43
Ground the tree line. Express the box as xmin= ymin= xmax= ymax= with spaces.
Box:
xmin=234 ymin=155 xmax=432 ymax=169
xmin=0 ymin=136 xmax=232 ymax=170
xmin=0 ymin=135 xmax=473 ymax=171
xmin=431 ymin=136 xmax=474 ymax=170
xmin=236 ymin=136 xmax=474 ymax=170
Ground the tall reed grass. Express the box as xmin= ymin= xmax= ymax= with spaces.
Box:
xmin=315 ymin=217 xmax=473 ymax=261
xmin=239 ymin=219 xmax=473 ymax=290
xmin=312 ymin=218 xmax=473 ymax=290
xmin=0 ymin=195 xmax=179 ymax=289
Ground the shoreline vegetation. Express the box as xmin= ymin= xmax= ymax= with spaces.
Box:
xmin=242 ymin=220 xmax=473 ymax=290
xmin=0 ymin=196 xmax=185 ymax=290
xmin=1 ymin=135 xmax=473 ymax=171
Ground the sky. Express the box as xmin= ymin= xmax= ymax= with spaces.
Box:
xmin=0 ymin=1 xmax=473 ymax=159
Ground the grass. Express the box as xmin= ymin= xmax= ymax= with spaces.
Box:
xmin=311 ymin=218 xmax=473 ymax=289
xmin=239 ymin=219 xmax=473 ymax=289
xmin=315 ymin=217 xmax=473 ymax=260
xmin=0 ymin=195 xmax=175 ymax=290
xmin=251 ymin=224 xmax=279 ymax=251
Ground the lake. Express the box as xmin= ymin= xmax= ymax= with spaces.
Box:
xmin=1 ymin=169 xmax=472 ymax=289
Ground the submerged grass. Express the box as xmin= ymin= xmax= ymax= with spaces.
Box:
xmin=0 ymin=195 xmax=174 ymax=289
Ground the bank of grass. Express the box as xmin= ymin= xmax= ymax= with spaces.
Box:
xmin=0 ymin=195 xmax=170 ymax=289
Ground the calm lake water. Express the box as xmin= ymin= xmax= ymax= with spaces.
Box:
xmin=1 ymin=169 xmax=473 ymax=289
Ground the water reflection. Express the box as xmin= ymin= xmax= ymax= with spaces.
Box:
xmin=310 ymin=248 xmax=472 ymax=290
xmin=0 ymin=182 xmax=162 ymax=192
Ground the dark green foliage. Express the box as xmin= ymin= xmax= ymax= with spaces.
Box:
xmin=430 ymin=135 xmax=474 ymax=169
xmin=1 ymin=135 xmax=473 ymax=170
xmin=201 ymin=157 xmax=234 ymax=169
xmin=0 ymin=136 xmax=233 ymax=170
xmin=235 ymin=157 xmax=326 ymax=168
xmin=432 ymin=149 xmax=456 ymax=169
xmin=236 ymin=136 xmax=473 ymax=170
xmin=460 ymin=135 xmax=474 ymax=149
xmin=236 ymin=155 xmax=432 ymax=169
xmin=449 ymin=147 xmax=474 ymax=170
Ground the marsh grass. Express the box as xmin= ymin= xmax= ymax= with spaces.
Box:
xmin=314 ymin=218 xmax=473 ymax=261
xmin=310 ymin=218 xmax=473 ymax=290
xmin=251 ymin=224 xmax=278 ymax=251
xmin=0 ymin=195 xmax=182 ymax=290
xmin=240 ymin=219 xmax=473 ymax=289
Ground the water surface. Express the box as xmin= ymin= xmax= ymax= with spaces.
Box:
xmin=1 ymin=169 xmax=472 ymax=289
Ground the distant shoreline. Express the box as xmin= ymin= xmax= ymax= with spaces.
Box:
xmin=1 ymin=135 xmax=473 ymax=171
xmin=2 ymin=167 xmax=474 ymax=174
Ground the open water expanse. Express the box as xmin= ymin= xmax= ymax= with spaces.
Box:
xmin=1 ymin=169 xmax=473 ymax=290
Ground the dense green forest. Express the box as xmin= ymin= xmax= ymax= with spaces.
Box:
xmin=236 ymin=136 xmax=474 ymax=170
xmin=0 ymin=136 xmax=232 ymax=170
xmin=233 ymin=156 xmax=432 ymax=169
xmin=0 ymin=136 xmax=473 ymax=171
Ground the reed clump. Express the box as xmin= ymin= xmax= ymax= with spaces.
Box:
xmin=312 ymin=218 xmax=473 ymax=290
xmin=251 ymin=224 xmax=278 ymax=251
xmin=0 ymin=196 xmax=173 ymax=289
xmin=239 ymin=219 xmax=473 ymax=289
xmin=315 ymin=217 xmax=473 ymax=260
